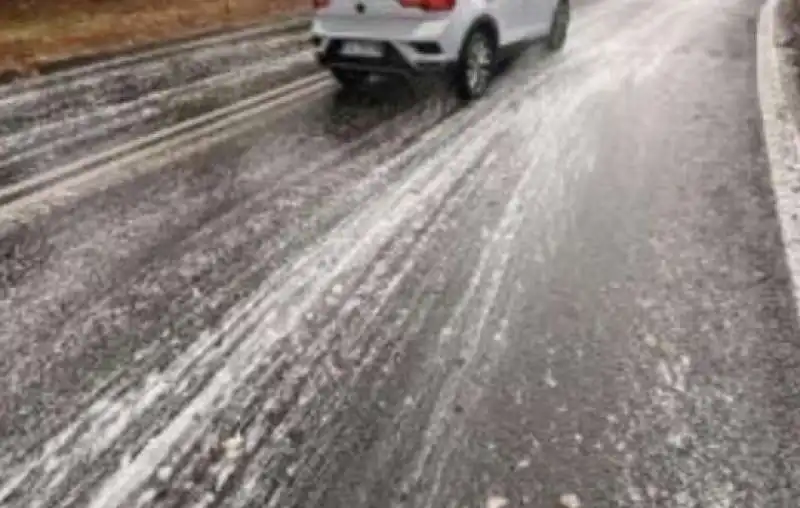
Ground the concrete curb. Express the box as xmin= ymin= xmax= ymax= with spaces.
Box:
xmin=758 ymin=0 xmax=800 ymax=312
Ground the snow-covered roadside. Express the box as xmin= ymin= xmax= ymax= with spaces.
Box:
xmin=758 ymin=0 xmax=800 ymax=318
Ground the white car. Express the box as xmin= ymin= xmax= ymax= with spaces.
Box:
xmin=310 ymin=0 xmax=570 ymax=100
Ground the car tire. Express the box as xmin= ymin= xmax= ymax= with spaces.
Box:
xmin=330 ymin=68 xmax=369 ymax=89
xmin=546 ymin=0 xmax=570 ymax=51
xmin=454 ymin=26 xmax=496 ymax=101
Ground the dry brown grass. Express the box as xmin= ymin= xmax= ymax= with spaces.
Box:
xmin=0 ymin=0 xmax=308 ymax=77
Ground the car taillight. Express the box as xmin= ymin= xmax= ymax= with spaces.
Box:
xmin=313 ymin=0 xmax=330 ymax=9
xmin=399 ymin=0 xmax=455 ymax=11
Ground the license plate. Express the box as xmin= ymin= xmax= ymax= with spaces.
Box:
xmin=340 ymin=40 xmax=383 ymax=58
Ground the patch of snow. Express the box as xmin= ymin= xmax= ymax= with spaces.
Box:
xmin=558 ymin=492 xmax=582 ymax=508
xmin=544 ymin=368 xmax=558 ymax=388
xmin=487 ymin=495 xmax=509 ymax=508
xmin=155 ymin=466 xmax=171 ymax=482
xmin=222 ymin=433 xmax=244 ymax=460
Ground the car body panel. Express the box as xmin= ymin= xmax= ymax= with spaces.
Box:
xmin=312 ymin=0 xmax=563 ymax=73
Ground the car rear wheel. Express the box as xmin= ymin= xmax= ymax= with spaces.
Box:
xmin=546 ymin=0 xmax=570 ymax=51
xmin=330 ymin=68 xmax=369 ymax=89
xmin=454 ymin=27 xmax=496 ymax=101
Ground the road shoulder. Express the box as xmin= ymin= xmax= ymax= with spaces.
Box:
xmin=0 ymin=0 xmax=307 ymax=82
xmin=758 ymin=0 xmax=800 ymax=317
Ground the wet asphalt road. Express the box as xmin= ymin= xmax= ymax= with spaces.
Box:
xmin=2 ymin=0 xmax=800 ymax=506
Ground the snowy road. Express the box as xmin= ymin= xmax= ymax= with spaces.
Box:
xmin=1 ymin=0 xmax=799 ymax=506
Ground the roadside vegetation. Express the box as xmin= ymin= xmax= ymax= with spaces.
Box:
xmin=0 ymin=0 xmax=307 ymax=80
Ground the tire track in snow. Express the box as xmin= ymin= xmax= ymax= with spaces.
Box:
xmin=409 ymin=86 xmax=606 ymax=508
xmin=83 ymin=76 xmax=522 ymax=508
xmin=0 ymin=91 xmax=456 ymax=471
xmin=209 ymin=127 xmax=511 ymax=508
xmin=0 ymin=66 xmax=510 ymax=506
xmin=146 ymin=135 xmax=496 ymax=507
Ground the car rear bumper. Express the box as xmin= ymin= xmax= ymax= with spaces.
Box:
xmin=310 ymin=14 xmax=461 ymax=74
xmin=311 ymin=15 xmax=454 ymax=45
xmin=315 ymin=39 xmax=454 ymax=75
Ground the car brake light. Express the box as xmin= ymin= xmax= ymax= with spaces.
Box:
xmin=313 ymin=0 xmax=330 ymax=9
xmin=399 ymin=0 xmax=455 ymax=11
